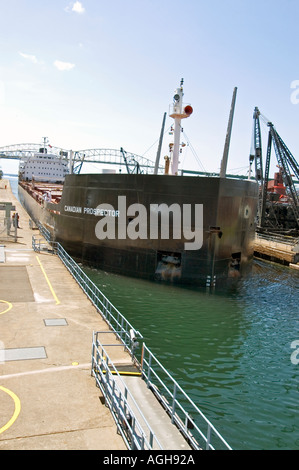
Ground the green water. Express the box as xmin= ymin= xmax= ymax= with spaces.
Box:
xmin=83 ymin=260 xmax=299 ymax=450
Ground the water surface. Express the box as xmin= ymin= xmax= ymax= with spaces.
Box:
xmin=83 ymin=260 xmax=299 ymax=450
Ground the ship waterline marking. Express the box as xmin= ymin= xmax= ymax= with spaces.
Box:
xmin=64 ymin=197 xmax=203 ymax=250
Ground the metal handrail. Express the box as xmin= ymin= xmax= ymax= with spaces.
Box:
xmin=32 ymin=234 xmax=55 ymax=253
xmin=34 ymin=222 xmax=143 ymax=354
xmin=256 ymin=231 xmax=299 ymax=246
xmin=37 ymin=222 xmax=51 ymax=242
xmin=56 ymin=242 xmax=143 ymax=353
xmin=141 ymin=344 xmax=232 ymax=450
xmin=91 ymin=332 xmax=162 ymax=450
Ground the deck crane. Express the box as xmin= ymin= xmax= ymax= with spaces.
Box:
xmin=250 ymin=108 xmax=299 ymax=231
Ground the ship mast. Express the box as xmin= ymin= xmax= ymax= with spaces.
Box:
xmin=154 ymin=112 xmax=167 ymax=175
xmin=169 ymin=79 xmax=193 ymax=175
xmin=220 ymin=87 xmax=237 ymax=178
xmin=42 ymin=137 xmax=48 ymax=154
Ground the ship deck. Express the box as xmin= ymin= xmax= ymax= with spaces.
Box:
xmin=19 ymin=180 xmax=63 ymax=204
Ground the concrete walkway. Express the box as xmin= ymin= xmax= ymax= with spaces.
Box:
xmin=0 ymin=179 xmax=126 ymax=450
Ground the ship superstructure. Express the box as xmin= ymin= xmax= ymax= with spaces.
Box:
xmin=19 ymin=139 xmax=69 ymax=183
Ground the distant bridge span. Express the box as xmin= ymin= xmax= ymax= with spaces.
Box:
xmin=0 ymin=143 xmax=162 ymax=174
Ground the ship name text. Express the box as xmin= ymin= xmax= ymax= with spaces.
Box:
xmin=64 ymin=205 xmax=120 ymax=217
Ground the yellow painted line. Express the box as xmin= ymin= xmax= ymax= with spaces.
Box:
xmin=36 ymin=256 xmax=60 ymax=305
xmin=0 ymin=386 xmax=21 ymax=434
xmin=0 ymin=300 xmax=13 ymax=315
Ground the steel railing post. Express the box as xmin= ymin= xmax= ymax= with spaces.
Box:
xmin=171 ymin=383 xmax=177 ymax=423
xmin=91 ymin=333 xmax=95 ymax=376
xmin=206 ymin=424 xmax=211 ymax=450
xmin=147 ymin=352 xmax=152 ymax=387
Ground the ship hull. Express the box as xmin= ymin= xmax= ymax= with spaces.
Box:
xmin=19 ymin=173 xmax=258 ymax=287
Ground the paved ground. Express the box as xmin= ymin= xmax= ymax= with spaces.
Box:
xmin=0 ymin=179 xmax=127 ymax=450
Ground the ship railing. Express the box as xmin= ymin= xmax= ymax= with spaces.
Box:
xmin=91 ymin=331 xmax=163 ymax=450
xmin=141 ymin=344 xmax=232 ymax=451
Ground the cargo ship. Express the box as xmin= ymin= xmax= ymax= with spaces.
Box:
xmin=18 ymin=82 xmax=258 ymax=287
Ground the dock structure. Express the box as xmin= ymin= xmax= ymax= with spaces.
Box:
xmin=254 ymin=232 xmax=299 ymax=266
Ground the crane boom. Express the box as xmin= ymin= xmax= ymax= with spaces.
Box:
xmin=269 ymin=124 xmax=299 ymax=225
xmin=250 ymin=107 xmax=264 ymax=222
xmin=251 ymin=109 xmax=299 ymax=230
xmin=252 ymin=107 xmax=264 ymax=184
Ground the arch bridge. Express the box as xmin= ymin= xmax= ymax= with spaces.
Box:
xmin=0 ymin=143 xmax=164 ymax=175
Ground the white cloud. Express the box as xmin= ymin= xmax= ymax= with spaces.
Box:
xmin=54 ymin=60 xmax=75 ymax=71
xmin=72 ymin=1 xmax=85 ymax=14
xmin=19 ymin=52 xmax=39 ymax=64
xmin=65 ymin=2 xmax=85 ymax=14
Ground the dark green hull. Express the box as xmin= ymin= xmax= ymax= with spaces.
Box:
xmin=19 ymin=173 xmax=258 ymax=287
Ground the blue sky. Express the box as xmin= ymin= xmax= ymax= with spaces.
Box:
xmin=0 ymin=0 xmax=299 ymax=176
